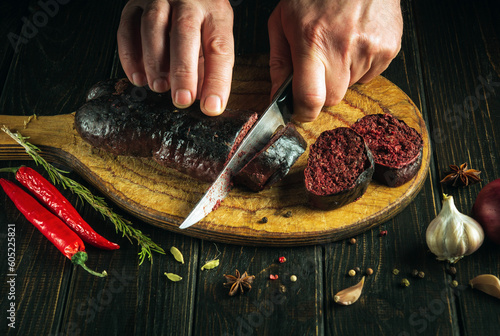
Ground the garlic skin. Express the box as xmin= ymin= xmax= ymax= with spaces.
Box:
xmin=426 ymin=194 xmax=484 ymax=263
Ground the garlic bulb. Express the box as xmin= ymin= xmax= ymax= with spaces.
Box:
xmin=426 ymin=194 xmax=484 ymax=263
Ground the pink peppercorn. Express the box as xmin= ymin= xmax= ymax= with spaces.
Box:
xmin=278 ymin=256 xmax=286 ymax=263
xmin=270 ymin=274 xmax=279 ymax=280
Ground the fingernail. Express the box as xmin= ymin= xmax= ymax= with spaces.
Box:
xmin=152 ymin=78 xmax=168 ymax=93
xmin=204 ymin=95 xmax=222 ymax=114
xmin=174 ymin=89 xmax=192 ymax=108
xmin=132 ymin=72 xmax=146 ymax=86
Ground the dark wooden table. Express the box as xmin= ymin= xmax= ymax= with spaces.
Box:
xmin=1 ymin=0 xmax=499 ymax=335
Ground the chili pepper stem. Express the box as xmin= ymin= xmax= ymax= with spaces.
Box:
xmin=0 ymin=167 xmax=19 ymax=174
xmin=71 ymin=251 xmax=107 ymax=277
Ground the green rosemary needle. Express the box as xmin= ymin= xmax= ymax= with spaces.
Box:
xmin=1 ymin=125 xmax=165 ymax=264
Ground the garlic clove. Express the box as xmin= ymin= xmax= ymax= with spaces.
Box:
xmin=426 ymin=194 xmax=484 ymax=263
xmin=470 ymin=274 xmax=500 ymax=299
xmin=334 ymin=276 xmax=365 ymax=305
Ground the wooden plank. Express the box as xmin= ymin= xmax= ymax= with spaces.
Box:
xmin=413 ymin=0 xmax=500 ymax=335
xmin=0 ymin=1 xmax=30 ymax=89
xmin=192 ymin=242 xmax=323 ymax=335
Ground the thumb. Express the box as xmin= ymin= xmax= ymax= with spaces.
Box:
xmin=268 ymin=3 xmax=293 ymax=100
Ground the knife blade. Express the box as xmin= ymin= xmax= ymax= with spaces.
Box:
xmin=179 ymin=74 xmax=294 ymax=229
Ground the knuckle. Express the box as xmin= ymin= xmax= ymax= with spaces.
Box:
xmin=171 ymin=64 xmax=196 ymax=80
xmin=205 ymin=35 xmax=234 ymax=59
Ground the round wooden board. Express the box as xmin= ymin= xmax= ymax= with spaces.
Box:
xmin=0 ymin=75 xmax=429 ymax=247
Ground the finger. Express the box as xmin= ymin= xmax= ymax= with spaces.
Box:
xmin=140 ymin=0 xmax=171 ymax=92
xmin=268 ymin=3 xmax=293 ymax=100
xmin=357 ymin=49 xmax=396 ymax=84
xmin=291 ymin=53 xmax=327 ymax=122
xmin=170 ymin=2 xmax=204 ymax=108
xmin=199 ymin=5 xmax=235 ymax=116
xmin=117 ymin=0 xmax=147 ymax=86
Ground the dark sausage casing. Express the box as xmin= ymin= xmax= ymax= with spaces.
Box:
xmin=75 ymin=79 xmax=306 ymax=188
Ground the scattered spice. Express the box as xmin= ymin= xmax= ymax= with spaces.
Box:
xmin=23 ymin=114 xmax=37 ymax=128
xmin=418 ymin=271 xmax=425 ymax=279
xmin=223 ymin=270 xmax=255 ymax=296
xmin=401 ymin=278 xmax=410 ymax=287
xmin=334 ymin=276 xmax=365 ymax=305
xmin=279 ymin=285 xmax=287 ymax=293
xmin=283 ymin=211 xmax=293 ymax=218
xmin=170 ymin=246 xmax=184 ymax=264
xmin=392 ymin=268 xmax=400 ymax=275
xmin=440 ymin=162 xmax=481 ymax=187
xmin=348 ymin=269 xmax=356 ymax=277
xmin=411 ymin=269 xmax=419 ymax=278
xmin=366 ymin=268 xmax=374 ymax=276
xmin=165 ymin=272 xmax=183 ymax=282
xmin=270 ymin=274 xmax=279 ymax=280
xmin=470 ymin=274 xmax=500 ymax=299
xmin=259 ymin=217 xmax=268 ymax=224
xmin=447 ymin=266 xmax=457 ymax=276
xmin=290 ymin=275 xmax=297 ymax=282
xmin=278 ymin=256 xmax=287 ymax=263
xmin=354 ymin=267 xmax=361 ymax=273
xmin=349 ymin=238 xmax=357 ymax=245
xmin=380 ymin=230 xmax=388 ymax=237
xmin=451 ymin=280 xmax=459 ymax=288
xmin=201 ymin=259 xmax=219 ymax=270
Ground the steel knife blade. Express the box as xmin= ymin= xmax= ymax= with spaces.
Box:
xmin=179 ymin=74 xmax=294 ymax=229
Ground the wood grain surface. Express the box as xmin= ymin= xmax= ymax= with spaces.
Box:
xmin=0 ymin=73 xmax=430 ymax=246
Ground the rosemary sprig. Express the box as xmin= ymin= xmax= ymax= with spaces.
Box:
xmin=1 ymin=125 xmax=165 ymax=264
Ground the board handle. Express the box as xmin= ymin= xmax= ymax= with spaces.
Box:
xmin=0 ymin=114 xmax=76 ymax=162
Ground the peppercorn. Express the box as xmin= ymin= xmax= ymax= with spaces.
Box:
xmin=379 ymin=230 xmax=388 ymax=237
xmin=417 ymin=271 xmax=425 ymax=279
xmin=392 ymin=268 xmax=400 ymax=275
xmin=278 ymin=256 xmax=286 ymax=263
xmin=366 ymin=268 xmax=374 ymax=275
xmin=259 ymin=217 xmax=268 ymax=224
xmin=451 ymin=280 xmax=459 ymax=288
xmin=290 ymin=275 xmax=298 ymax=282
xmin=447 ymin=266 xmax=457 ymax=276
xmin=283 ymin=211 xmax=293 ymax=218
xmin=354 ymin=267 xmax=361 ymax=273
xmin=401 ymin=278 xmax=410 ymax=287
xmin=411 ymin=269 xmax=419 ymax=277
xmin=348 ymin=269 xmax=356 ymax=277
xmin=349 ymin=238 xmax=357 ymax=245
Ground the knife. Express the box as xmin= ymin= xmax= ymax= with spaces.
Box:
xmin=179 ymin=74 xmax=294 ymax=229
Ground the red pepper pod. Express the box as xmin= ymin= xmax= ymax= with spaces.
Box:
xmin=15 ymin=166 xmax=119 ymax=250
xmin=0 ymin=178 xmax=107 ymax=277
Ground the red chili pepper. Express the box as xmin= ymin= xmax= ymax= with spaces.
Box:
xmin=0 ymin=178 xmax=106 ymax=277
xmin=2 ymin=166 xmax=119 ymax=250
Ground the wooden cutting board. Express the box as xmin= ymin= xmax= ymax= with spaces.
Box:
xmin=0 ymin=72 xmax=430 ymax=246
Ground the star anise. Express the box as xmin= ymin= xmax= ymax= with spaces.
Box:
xmin=223 ymin=269 xmax=255 ymax=296
xmin=440 ymin=163 xmax=481 ymax=186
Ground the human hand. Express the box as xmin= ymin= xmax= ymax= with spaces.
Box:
xmin=117 ymin=0 xmax=235 ymax=116
xmin=268 ymin=0 xmax=403 ymax=122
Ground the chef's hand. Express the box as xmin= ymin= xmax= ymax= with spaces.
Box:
xmin=117 ymin=0 xmax=235 ymax=116
xmin=268 ymin=0 xmax=403 ymax=122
